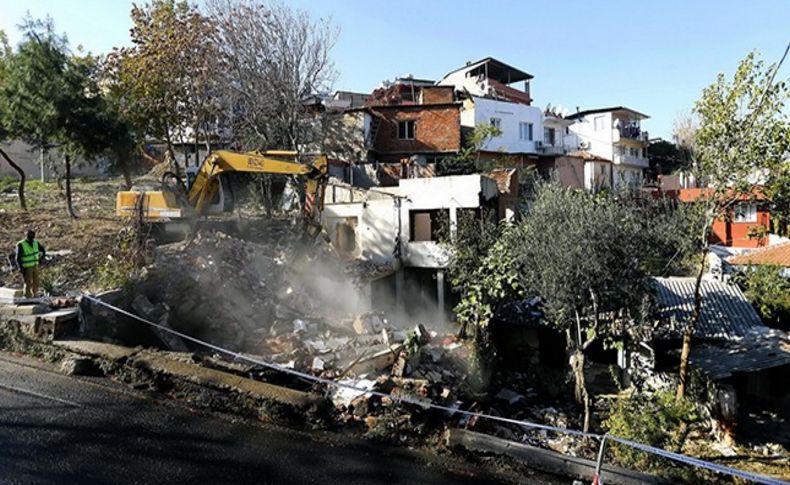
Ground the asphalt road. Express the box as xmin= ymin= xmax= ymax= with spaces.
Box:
xmin=0 ymin=351 xmax=562 ymax=485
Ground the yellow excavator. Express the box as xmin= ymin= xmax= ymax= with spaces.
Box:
xmin=116 ymin=150 xmax=329 ymax=238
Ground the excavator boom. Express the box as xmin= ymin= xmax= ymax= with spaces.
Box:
xmin=116 ymin=150 xmax=329 ymax=237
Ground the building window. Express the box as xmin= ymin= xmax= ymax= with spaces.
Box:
xmin=397 ymin=120 xmax=415 ymax=140
xmin=734 ymin=203 xmax=757 ymax=223
xmin=519 ymin=122 xmax=533 ymax=141
xmin=544 ymin=127 xmax=556 ymax=145
xmin=490 ymin=117 xmax=502 ymax=130
xmin=594 ymin=115 xmax=607 ymax=131
xmin=410 ymin=209 xmax=448 ymax=242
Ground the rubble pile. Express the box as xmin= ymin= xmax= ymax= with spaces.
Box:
xmin=133 ymin=229 xmax=314 ymax=350
xmin=128 ymin=227 xmax=590 ymax=451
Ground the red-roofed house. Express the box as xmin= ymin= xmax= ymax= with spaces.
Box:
xmin=678 ymin=188 xmax=771 ymax=249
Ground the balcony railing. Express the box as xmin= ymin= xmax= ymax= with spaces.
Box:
xmin=613 ymin=153 xmax=650 ymax=168
xmin=614 ymin=125 xmax=649 ymax=142
xmin=537 ymin=144 xmax=568 ymax=155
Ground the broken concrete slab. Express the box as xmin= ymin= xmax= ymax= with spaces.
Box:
xmin=53 ymin=340 xmax=139 ymax=361
xmin=131 ymin=294 xmax=189 ymax=352
xmin=447 ymin=429 xmax=667 ymax=485
xmin=344 ymin=344 xmax=403 ymax=376
xmin=352 ymin=312 xmax=387 ymax=335
xmin=0 ymin=287 xmax=44 ymax=305
xmin=331 ymin=377 xmax=377 ymax=407
xmin=0 ymin=303 xmax=51 ymax=317
xmin=0 ymin=287 xmax=23 ymax=304
xmin=132 ymin=351 xmax=322 ymax=410
xmin=495 ymin=388 xmax=526 ymax=406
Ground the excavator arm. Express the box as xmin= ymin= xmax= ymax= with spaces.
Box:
xmin=117 ymin=149 xmax=329 ymax=238
xmin=188 ymin=150 xmax=328 ymax=219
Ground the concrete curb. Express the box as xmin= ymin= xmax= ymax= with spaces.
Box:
xmin=131 ymin=350 xmax=322 ymax=409
xmin=50 ymin=339 xmax=325 ymax=411
xmin=447 ymin=428 xmax=668 ymax=485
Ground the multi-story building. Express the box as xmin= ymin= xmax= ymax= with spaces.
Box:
xmin=438 ymin=57 xmax=544 ymax=164
xmin=566 ymin=106 xmax=650 ymax=188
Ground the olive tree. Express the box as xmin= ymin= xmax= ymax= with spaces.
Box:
xmin=513 ymin=185 xmax=687 ymax=431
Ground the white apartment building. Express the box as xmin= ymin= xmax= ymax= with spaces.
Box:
xmin=566 ymin=107 xmax=650 ymax=188
xmin=542 ymin=112 xmax=578 ymax=156
xmin=438 ymin=57 xmax=545 ymax=160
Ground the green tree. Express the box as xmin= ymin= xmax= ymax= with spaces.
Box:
xmin=438 ymin=123 xmax=503 ymax=176
xmin=0 ymin=19 xmax=68 ymax=210
xmin=0 ymin=18 xmax=131 ymax=217
xmin=733 ymin=265 xmax=790 ymax=328
xmin=0 ymin=29 xmax=28 ymax=210
xmin=512 ymin=185 xmax=678 ymax=431
xmin=766 ymin=161 xmax=790 ymax=237
xmin=676 ymin=49 xmax=790 ymax=399
xmin=106 ymin=0 xmax=220 ymax=171
xmin=646 ymin=139 xmax=691 ymax=180
xmin=604 ymin=390 xmax=698 ymax=476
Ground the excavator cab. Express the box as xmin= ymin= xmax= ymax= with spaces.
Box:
xmin=116 ymin=150 xmax=329 ymax=239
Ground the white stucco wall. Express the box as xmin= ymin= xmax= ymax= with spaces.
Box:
xmin=464 ymin=97 xmax=543 ymax=154
xmin=438 ymin=70 xmax=487 ymax=97
xmin=583 ymin=160 xmax=612 ymax=191
xmin=322 ymin=174 xmax=497 ymax=269
xmin=569 ymin=112 xmax=615 ymax=161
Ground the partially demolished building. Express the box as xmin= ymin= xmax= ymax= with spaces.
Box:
xmin=323 ymin=172 xmax=516 ymax=320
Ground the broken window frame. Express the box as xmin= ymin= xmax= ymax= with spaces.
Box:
xmin=397 ymin=120 xmax=416 ymax=140
xmin=409 ymin=209 xmax=449 ymax=242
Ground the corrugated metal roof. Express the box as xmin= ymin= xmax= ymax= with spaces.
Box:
xmin=653 ymin=277 xmax=765 ymax=341
xmin=689 ymin=327 xmax=790 ymax=380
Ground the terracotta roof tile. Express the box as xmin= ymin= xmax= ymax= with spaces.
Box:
xmin=566 ymin=150 xmax=611 ymax=163
xmin=728 ymin=242 xmax=790 ymax=267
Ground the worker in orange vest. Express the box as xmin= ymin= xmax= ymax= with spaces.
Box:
xmin=15 ymin=230 xmax=46 ymax=298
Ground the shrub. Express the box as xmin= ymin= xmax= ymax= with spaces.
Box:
xmin=603 ymin=390 xmax=698 ymax=473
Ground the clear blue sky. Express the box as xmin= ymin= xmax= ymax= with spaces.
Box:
xmin=1 ymin=0 xmax=789 ymax=139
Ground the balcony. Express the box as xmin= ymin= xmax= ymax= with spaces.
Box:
xmin=612 ymin=125 xmax=649 ymax=143
xmin=613 ymin=153 xmax=650 ymax=168
xmin=537 ymin=143 xmax=568 ymax=155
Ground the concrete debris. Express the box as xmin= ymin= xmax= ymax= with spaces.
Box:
xmin=352 ymin=312 xmax=387 ymax=335
xmin=495 ymin=388 xmax=525 ymax=406
xmin=331 ymin=377 xmax=377 ymax=407
xmin=60 ymin=356 xmax=96 ymax=376
xmin=131 ymin=294 xmax=189 ymax=352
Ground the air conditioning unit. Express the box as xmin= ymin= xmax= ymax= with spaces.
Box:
xmin=579 ymin=141 xmax=591 ymax=150
xmin=535 ymin=140 xmax=544 ymax=149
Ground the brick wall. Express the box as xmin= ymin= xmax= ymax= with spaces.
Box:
xmin=419 ymin=86 xmax=454 ymax=105
xmin=372 ymin=105 xmax=461 ymax=156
